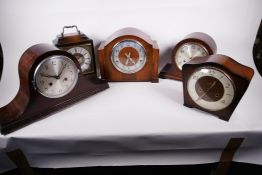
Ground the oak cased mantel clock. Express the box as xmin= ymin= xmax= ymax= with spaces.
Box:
xmin=0 ymin=43 xmax=109 ymax=134
xmin=182 ymin=54 xmax=254 ymax=121
xmin=53 ymin=25 xmax=96 ymax=75
xmin=159 ymin=32 xmax=217 ymax=81
xmin=98 ymin=27 xmax=159 ymax=82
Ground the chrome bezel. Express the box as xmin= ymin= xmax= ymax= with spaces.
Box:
xmin=110 ymin=39 xmax=147 ymax=74
xmin=187 ymin=66 xmax=236 ymax=111
xmin=175 ymin=42 xmax=209 ymax=70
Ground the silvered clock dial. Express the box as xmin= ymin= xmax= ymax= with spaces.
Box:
xmin=34 ymin=55 xmax=79 ymax=98
xmin=111 ymin=40 xmax=146 ymax=74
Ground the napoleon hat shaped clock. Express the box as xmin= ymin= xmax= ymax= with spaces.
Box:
xmin=0 ymin=44 xmax=109 ymax=134
xmin=98 ymin=27 xmax=159 ymax=82
xmin=159 ymin=32 xmax=217 ymax=81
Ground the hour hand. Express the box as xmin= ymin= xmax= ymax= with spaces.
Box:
xmin=195 ymin=81 xmax=218 ymax=101
xmin=125 ymin=52 xmax=131 ymax=58
xmin=40 ymin=73 xmax=57 ymax=79
xmin=125 ymin=52 xmax=135 ymax=65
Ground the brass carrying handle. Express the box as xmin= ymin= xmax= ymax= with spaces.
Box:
xmin=61 ymin=25 xmax=80 ymax=36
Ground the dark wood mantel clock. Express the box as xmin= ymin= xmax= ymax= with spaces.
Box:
xmin=0 ymin=43 xmax=109 ymax=134
xmin=53 ymin=25 xmax=96 ymax=75
xmin=182 ymin=54 xmax=254 ymax=121
xmin=0 ymin=43 xmax=3 ymax=80
xmin=159 ymin=32 xmax=217 ymax=81
xmin=253 ymin=19 xmax=262 ymax=77
xmin=98 ymin=27 xmax=159 ymax=82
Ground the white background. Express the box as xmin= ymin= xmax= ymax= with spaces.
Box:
xmin=0 ymin=0 xmax=262 ymax=172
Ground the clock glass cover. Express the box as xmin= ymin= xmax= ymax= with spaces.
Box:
xmin=187 ymin=67 xmax=235 ymax=111
xmin=175 ymin=42 xmax=208 ymax=70
xmin=34 ymin=55 xmax=79 ymax=98
xmin=111 ymin=40 xmax=146 ymax=74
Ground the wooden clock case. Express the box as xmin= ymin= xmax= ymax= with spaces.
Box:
xmin=253 ymin=20 xmax=262 ymax=77
xmin=159 ymin=32 xmax=217 ymax=81
xmin=182 ymin=54 xmax=254 ymax=121
xmin=53 ymin=25 xmax=96 ymax=74
xmin=0 ymin=44 xmax=109 ymax=134
xmin=98 ymin=27 xmax=159 ymax=82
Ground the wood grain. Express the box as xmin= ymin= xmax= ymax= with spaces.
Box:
xmin=0 ymin=44 xmax=109 ymax=134
xmin=182 ymin=54 xmax=254 ymax=121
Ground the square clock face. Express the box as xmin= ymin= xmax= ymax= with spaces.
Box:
xmin=61 ymin=44 xmax=95 ymax=74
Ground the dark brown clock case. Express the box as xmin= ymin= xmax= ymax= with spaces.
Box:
xmin=0 ymin=43 xmax=109 ymax=134
xmin=182 ymin=54 xmax=254 ymax=121
xmin=53 ymin=25 xmax=96 ymax=75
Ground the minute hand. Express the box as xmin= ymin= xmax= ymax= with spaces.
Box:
xmin=196 ymin=81 xmax=218 ymax=101
xmin=58 ymin=63 xmax=67 ymax=78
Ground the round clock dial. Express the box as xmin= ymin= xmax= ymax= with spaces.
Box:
xmin=187 ymin=67 xmax=235 ymax=111
xmin=111 ymin=40 xmax=146 ymax=74
xmin=67 ymin=46 xmax=91 ymax=72
xmin=175 ymin=43 xmax=208 ymax=70
xmin=34 ymin=55 xmax=79 ymax=98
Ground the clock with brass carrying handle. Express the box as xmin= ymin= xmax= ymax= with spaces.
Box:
xmin=159 ymin=32 xmax=217 ymax=81
xmin=182 ymin=54 xmax=254 ymax=121
xmin=0 ymin=43 xmax=109 ymax=135
xmin=98 ymin=27 xmax=159 ymax=82
xmin=53 ymin=25 xmax=96 ymax=75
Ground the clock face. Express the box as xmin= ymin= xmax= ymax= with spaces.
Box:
xmin=111 ymin=40 xmax=146 ymax=74
xmin=187 ymin=67 xmax=235 ymax=111
xmin=175 ymin=42 xmax=208 ymax=70
xmin=67 ymin=46 xmax=92 ymax=73
xmin=34 ymin=55 xmax=79 ymax=98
